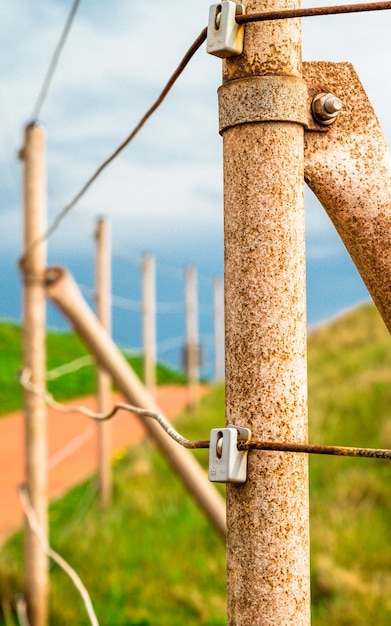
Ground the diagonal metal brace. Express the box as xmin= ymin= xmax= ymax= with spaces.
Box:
xmin=303 ymin=61 xmax=391 ymax=335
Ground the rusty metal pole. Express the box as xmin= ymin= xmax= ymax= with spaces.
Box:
xmin=184 ymin=266 xmax=199 ymax=409
xmin=213 ymin=276 xmax=225 ymax=383
xmin=94 ymin=217 xmax=112 ymax=508
xmin=141 ymin=254 xmax=156 ymax=394
xmin=19 ymin=122 xmax=48 ymax=626
xmin=220 ymin=1 xmax=310 ymax=623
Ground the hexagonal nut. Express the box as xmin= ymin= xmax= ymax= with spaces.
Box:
xmin=311 ymin=92 xmax=342 ymax=126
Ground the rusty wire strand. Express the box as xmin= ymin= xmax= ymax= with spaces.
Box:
xmin=238 ymin=439 xmax=391 ymax=459
xmin=18 ymin=368 xmax=207 ymax=449
xmin=21 ymin=26 xmax=208 ymax=264
xmin=236 ymin=0 xmax=391 ymax=23
xmin=19 ymin=368 xmax=391 ymax=460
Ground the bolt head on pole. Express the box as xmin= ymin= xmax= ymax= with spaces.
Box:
xmin=311 ymin=92 xmax=342 ymax=125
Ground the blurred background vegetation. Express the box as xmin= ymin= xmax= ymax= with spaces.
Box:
xmin=1 ymin=302 xmax=391 ymax=624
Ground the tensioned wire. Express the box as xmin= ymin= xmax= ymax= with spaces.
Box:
xmin=22 ymin=0 xmax=391 ymax=260
xmin=30 ymin=0 xmax=82 ymax=122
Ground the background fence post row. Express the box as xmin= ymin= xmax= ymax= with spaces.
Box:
xmin=45 ymin=267 xmax=227 ymax=538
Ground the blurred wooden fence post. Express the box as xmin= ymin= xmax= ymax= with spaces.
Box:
xmin=213 ymin=277 xmax=224 ymax=383
xmin=94 ymin=217 xmax=113 ymax=508
xmin=184 ymin=265 xmax=199 ymax=410
xmin=142 ymin=254 xmax=156 ymax=394
xmin=19 ymin=122 xmax=48 ymax=626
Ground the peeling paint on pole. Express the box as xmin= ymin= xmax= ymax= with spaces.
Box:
xmin=221 ymin=1 xmax=310 ymax=623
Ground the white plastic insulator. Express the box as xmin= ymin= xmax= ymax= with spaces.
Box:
xmin=209 ymin=425 xmax=251 ymax=483
xmin=206 ymin=2 xmax=245 ymax=58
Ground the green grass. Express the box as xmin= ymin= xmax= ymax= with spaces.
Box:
xmin=0 ymin=387 xmax=226 ymax=626
xmin=2 ymin=303 xmax=391 ymax=624
xmin=0 ymin=321 xmax=186 ymax=416
xmin=308 ymin=303 xmax=391 ymax=623
xmin=0 ymin=323 xmax=24 ymax=415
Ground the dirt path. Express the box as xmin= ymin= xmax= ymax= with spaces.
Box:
xmin=0 ymin=385 xmax=204 ymax=543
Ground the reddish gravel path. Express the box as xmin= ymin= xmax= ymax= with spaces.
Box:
xmin=0 ymin=385 xmax=205 ymax=543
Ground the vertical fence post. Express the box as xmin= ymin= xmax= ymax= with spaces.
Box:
xmin=184 ymin=265 xmax=199 ymax=409
xmin=213 ymin=276 xmax=224 ymax=383
xmin=141 ymin=254 xmax=156 ymax=394
xmin=19 ymin=122 xmax=48 ymax=626
xmin=220 ymin=1 xmax=310 ymax=623
xmin=94 ymin=217 xmax=112 ymax=507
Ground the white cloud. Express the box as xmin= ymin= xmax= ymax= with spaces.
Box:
xmin=1 ymin=0 xmax=390 ymax=326
xmin=0 ymin=0 xmax=222 ymax=248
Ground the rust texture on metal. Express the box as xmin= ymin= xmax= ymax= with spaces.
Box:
xmin=218 ymin=75 xmax=309 ymax=133
xmin=162 ymin=433 xmax=391 ymax=460
xmin=44 ymin=266 xmax=227 ymax=539
xmin=142 ymin=428 xmax=391 ymax=459
xmin=236 ymin=0 xmax=391 ymax=23
xmin=222 ymin=0 xmax=310 ymax=623
xmin=243 ymin=440 xmax=391 ymax=458
xmin=303 ymin=62 xmax=391 ymax=334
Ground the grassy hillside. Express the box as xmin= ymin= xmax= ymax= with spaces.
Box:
xmin=0 ymin=321 xmax=185 ymax=416
xmin=1 ymin=303 xmax=391 ymax=624
xmin=0 ymin=388 xmax=227 ymax=626
xmin=308 ymin=303 xmax=391 ymax=622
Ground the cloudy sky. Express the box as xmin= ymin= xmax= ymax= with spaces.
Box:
xmin=1 ymin=0 xmax=390 ymax=369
